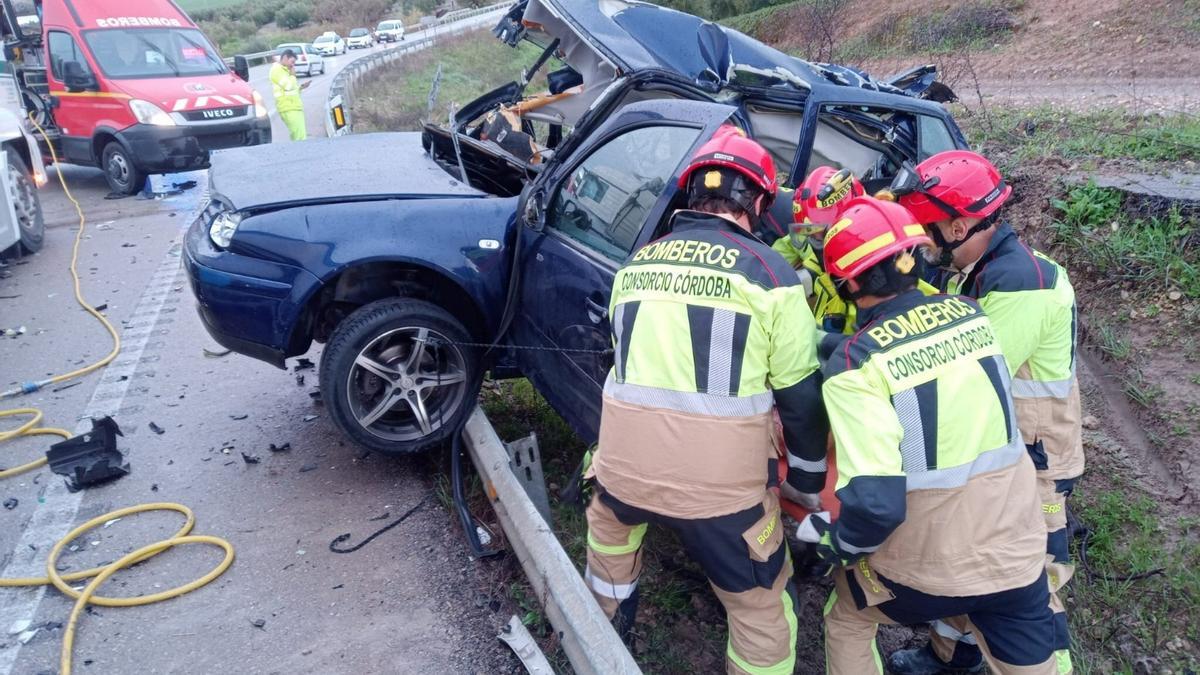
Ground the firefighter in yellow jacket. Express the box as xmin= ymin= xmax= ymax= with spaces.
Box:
xmin=586 ymin=126 xmax=828 ymax=674
xmin=796 ymin=196 xmax=1063 ymax=674
xmin=889 ymin=151 xmax=1080 ymax=675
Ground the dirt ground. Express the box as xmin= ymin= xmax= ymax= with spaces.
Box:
xmin=764 ymin=0 xmax=1200 ymax=113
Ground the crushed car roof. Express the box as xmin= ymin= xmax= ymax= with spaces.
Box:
xmin=497 ymin=0 xmax=925 ymax=96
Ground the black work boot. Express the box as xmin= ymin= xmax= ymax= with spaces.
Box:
xmin=887 ymin=643 xmax=984 ymax=675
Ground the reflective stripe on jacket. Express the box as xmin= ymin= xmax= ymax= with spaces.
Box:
xmin=269 ymin=62 xmax=303 ymax=113
xmin=821 ymin=290 xmax=1046 ymax=596
xmin=594 ymin=211 xmax=828 ymax=519
xmin=943 ymin=223 xmax=1084 ymax=481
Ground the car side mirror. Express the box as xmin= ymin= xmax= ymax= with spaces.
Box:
xmin=63 ymin=61 xmax=97 ymax=93
xmin=522 ymin=188 xmax=546 ymax=232
xmin=232 ymin=55 xmax=250 ymax=82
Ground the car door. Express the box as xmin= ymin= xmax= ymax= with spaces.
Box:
xmin=510 ymin=99 xmax=737 ymax=443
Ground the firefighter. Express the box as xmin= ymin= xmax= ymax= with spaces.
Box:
xmin=270 ymin=49 xmax=309 ymax=141
xmin=775 ymin=166 xmax=864 ymax=333
xmin=888 ymin=150 xmax=1080 ymax=675
xmin=585 ymin=125 xmax=828 ymax=674
xmin=797 ymin=196 xmax=1062 ymax=675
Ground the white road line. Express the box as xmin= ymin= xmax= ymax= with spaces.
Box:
xmin=0 ymin=199 xmax=200 ymax=675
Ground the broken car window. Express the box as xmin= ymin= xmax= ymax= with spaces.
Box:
xmin=548 ymin=125 xmax=701 ymax=261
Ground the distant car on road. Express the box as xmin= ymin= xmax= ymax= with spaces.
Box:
xmin=275 ymin=43 xmax=325 ymax=77
xmin=375 ymin=20 xmax=406 ymax=42
xmin=347 ymin=28 xmax=374 ymax=49
xmin=312 ymin=32 xmax=346 ymax=56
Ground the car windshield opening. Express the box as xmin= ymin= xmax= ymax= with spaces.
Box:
xmin=84 ymin=28 xmax=224 ymax=79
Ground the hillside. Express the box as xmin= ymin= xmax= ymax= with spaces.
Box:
xmin=724 ymin=0 xmax=1200 ymax=113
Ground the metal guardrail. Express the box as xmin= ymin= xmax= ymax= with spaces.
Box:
xmin=462 ymin=408 xmax=642 ymax=675
xmin=224 ymin=4 xmax=509 ymax=68
xmin=323 ymin=2 xmax=510 ymax=136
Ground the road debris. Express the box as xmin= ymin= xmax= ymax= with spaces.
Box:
xmin=241 ymin=453 xmax=260 ymax=465
xmin=294 ymin=358 xmax=315 ymax=371
xmin=295 ymin=374 xmax=305 ymax=387
xmin=268 ymin=442 xmax=291 ymax=453
xmin=148 ymin=421 xmax=165 ymax=435
xmin=498 ymin=614 xmax=554 ymax=675
xmin=46 ymin=417 xmax=130 ymax=492
xmin=203 ymin=347 xmax=231 ymax=358
xmin=3 ymin=497 xmax=18 ymax=510
xmin=51 ymin=381 xmax=83 ymax=393
xmin=3 ymin=325 xmax=26 ymax=337
xmin=298 ymin=463 xmax=318 ymax=473
xmin=250 ymin=618 xmax=266 ymax=629
xmin=230 ymin=413 xmax=249 ymax=420
xmin=7 ymin=619 xmax=31 ymax=635
xmin=329 ymin=497 xmax=428 ymax=554
xmin=302 ymin=414 xmax=318 ymax=422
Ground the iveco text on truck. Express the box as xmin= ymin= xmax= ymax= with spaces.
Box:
xmin=0 ymin=0 xmax=271 ymax=195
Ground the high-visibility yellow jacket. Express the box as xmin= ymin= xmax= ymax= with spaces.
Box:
xmin=820 ymin=290 xmax=1046 ymax=596
xmin=593 ymin=211 xmax=828 ymax=519
xmin=941 ymin=223 xmax=1083 ymax=481
xmin=771 ymin=235 xmax=937 ymax=335
xmin=269 ymin=62 xmax=303 ymax=114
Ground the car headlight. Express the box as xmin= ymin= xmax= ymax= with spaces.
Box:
xmin=129 ymin=99 xmax=175 ymax=126
xmin=251 ymin=90 xmax=268 ymax=119
xmin=209 ymin=211 xmax=242 ymax=248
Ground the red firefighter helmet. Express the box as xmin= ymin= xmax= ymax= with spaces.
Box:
xmin=823 ymin=197 xmax=932 ymax=280
xmin=792 ymin=166 xmax=864 ymax=227
xmin=898 ymin=150 xmax=1012 ymax=225
xmin=678 ymin=125 xmax=777 ymax=212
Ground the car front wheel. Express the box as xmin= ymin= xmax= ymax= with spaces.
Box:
xmin=321 ymin=298 xmax=480 ymax=454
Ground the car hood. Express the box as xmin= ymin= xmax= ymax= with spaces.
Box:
xmin=495 ymin=0 xmax=939 ymax=97
xmin=210 ymin=132 xmax=485 ymax=212
xmin=110 ymin=73 xmax=258 ymax=113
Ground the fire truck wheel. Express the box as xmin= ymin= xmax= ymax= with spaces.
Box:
xmin=101 ymin=141 xmax=144 ymax=196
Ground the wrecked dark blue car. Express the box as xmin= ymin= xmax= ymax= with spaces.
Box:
xmin=184 ymin=0 xmax=967 ymax=454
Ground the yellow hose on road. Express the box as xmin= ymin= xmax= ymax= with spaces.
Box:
xmin=0 ymin=503 xmax=235 ymax=675
xmin=0 ymin=114 xmax=121 ymax=400
xmin=1 ymin=116 xmax=233 ymax=675
xmin=0 ymin=408 xmax=69 ymax=478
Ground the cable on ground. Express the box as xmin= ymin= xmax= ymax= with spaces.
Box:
xmin=0 ymin=114 xmax=120 ymax=400
xmin=0 ymin=115 xmax=233 ymax=675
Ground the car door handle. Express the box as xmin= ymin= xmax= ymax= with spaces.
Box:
xmin=585 ymin=295 xmax=608 ymax=323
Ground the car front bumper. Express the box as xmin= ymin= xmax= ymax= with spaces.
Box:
xmin=184 ymin=212 xmax=321 ymax=369
xmin=117 ymin=117 xmax=272 ymax=174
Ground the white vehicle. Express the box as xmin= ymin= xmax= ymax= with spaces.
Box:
xmin=312 ymin=32 xmax=346 ymax=56
xmin=346 ymin=28 xmax=373 ymax=49
xmin=375 ymin=20 xmax=405 ymax=43
xmin=275 ymin=43 xmax=325 ymax=77
xmin=0 ymin=48 xmax=45 ymax=257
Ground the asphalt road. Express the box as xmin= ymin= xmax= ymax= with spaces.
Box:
xmin=0 ymin=12 xmax=521 ymax=675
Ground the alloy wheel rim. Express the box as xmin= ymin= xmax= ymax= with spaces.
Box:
xmin=346 ymin=326 xmax=469 ymax=442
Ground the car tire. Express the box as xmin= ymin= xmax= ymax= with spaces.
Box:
xmin=321 ymin=298 xmax=481 ymax=454
xmin=101 ymin=141 xmax=143 ymax=196
xmin=7 ymin=152 xmax=43 ymax=254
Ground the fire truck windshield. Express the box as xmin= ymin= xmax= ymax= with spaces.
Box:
xmin=83 ymin=28 xmax=225 ymax=79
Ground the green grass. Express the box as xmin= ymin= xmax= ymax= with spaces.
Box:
xmin=1093 ymin=319 xmax=1132 ymax=361
xmin=1069 ymin=488 xmax=1200 ymax=673
xmin=352 ymin=30 xmax=549 ymax=133
xmin=1049 ymin=182 xmax=1200 ymax=298
xmin=478 ymin=378 xmax=725 ymax=671
xmin=719 ymin=1 xmax=801 ymax=36
xmin=177 ymin=0 xmax=246 ymax=10
xmin=963 ymin=106 xmax=1200 ymax=164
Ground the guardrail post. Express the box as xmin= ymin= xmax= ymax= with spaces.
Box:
xmin=462 ymin=408 xmax=642 ymax=675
